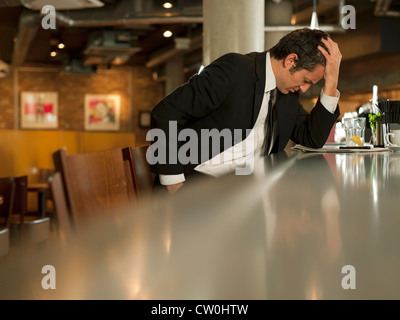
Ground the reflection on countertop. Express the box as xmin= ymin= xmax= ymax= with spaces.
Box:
xmin=1 ymin=149 xmax=400 ymax=299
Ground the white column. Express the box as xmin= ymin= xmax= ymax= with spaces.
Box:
xmin=165 ymin=55 xmax=185 ymax=95
xmin=203 ymin=0 xmax=265 ymax=66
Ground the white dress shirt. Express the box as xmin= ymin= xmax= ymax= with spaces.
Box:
xmin=159 ymin=53 xmax=339 ymax=185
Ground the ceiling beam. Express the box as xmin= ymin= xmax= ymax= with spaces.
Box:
xmin=146 ymin=34 xmax=202 ymax=69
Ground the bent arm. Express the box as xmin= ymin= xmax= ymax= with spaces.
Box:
xmin=150 ymin=53 xmax=242 ymax=175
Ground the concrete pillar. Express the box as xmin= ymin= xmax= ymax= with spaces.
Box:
xmin=165 ymin=55 xmax=185 ymax=95
xmin=202 ymin=0 xmax=265 ymax=66
xmin=264 ymin=0 xmax=293 ymax=51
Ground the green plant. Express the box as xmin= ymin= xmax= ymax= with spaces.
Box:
xmin=368 ymin=112 xmax=381 ymax=133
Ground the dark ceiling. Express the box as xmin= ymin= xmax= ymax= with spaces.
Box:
xmin=0 ymin=0 xmax=203 ymax=72
xmin=0 ymin=0 xmax=398 ymax=78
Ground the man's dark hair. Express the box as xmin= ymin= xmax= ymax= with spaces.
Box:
xmin=269 ymin=28 xmax=330 ymax=73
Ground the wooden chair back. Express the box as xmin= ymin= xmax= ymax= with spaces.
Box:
xmin=0 ymin=177 xmax=15 ymax=229
xmin=52 ymin=147 xmax=136 ymax=230
xmin=49 ymin=172 xmax=73 ymax=243
xmin=0 ymin=227 xmax=9 ymax=257
xmin=123 ymin=145 xmax=155 ymax=198
xmin=12 ymin=176 xmax=28 ymax=225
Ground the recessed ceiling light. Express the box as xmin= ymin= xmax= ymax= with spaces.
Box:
xmin=58 ymin=43 xmax=65 ymax=49
xmin=50 ymin=51 xmax=57 ymax=57
xmin=163 ymin=30 xmax=173 ymax=38
xmin=163 ymin=2 xmax=173 ymax=9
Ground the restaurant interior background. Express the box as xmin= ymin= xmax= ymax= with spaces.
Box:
xmin=0 ymin=0 xmax=400 ymax=185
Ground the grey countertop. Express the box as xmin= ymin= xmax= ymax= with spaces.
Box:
xmin=1 ymin=148 xmax=400 ymax=299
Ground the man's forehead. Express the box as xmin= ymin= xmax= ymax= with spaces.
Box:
xmin=307 ymin=65 xmax=325 ymax=79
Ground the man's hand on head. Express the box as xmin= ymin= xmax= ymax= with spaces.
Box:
xmin=318 ymin=37 xmax=342 ymax=97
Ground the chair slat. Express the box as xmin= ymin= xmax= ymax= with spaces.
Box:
xmin=123 ymin=145 xmax=155 ymax=198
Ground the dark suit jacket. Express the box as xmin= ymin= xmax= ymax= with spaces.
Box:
xmin=150 ymin=51 xmax=340 ymax=175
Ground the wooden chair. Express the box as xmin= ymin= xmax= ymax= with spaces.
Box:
xmin=39 ymin=168 xmax=55 ymax=184
xmin=52 ymin=147 xmax=137 ymax=231
xmin=49 ymin=172 xmax=73 ymax=244
xmin=0 ymin=227 xmax=9 ymax=258
xmin=123 ymin=145 xmax=155 ymax=198
xmin=27 ymin=168 xmax=55 ymax=217
xmin=9 ymin=175 xmax=51 ymax=247
xmin=0 ymin=177 xmax=15 ymax=257
xmin=38 ymin=168 xmax=55 ymax=213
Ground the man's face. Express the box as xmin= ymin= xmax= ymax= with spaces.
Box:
xmin=276 ymin=54 xmax=325 ymax=94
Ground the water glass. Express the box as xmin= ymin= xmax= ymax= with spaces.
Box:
xmin=344 ymin=117 xmax=366 ymax=146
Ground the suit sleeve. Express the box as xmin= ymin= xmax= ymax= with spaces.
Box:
xmin=149 ymin=53 xmax=241 ymax=175
xmin=290 ymin=98 xmax=340 ymax=148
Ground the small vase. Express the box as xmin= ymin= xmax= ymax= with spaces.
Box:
xmin=371 ymin=130 xmax=376 ymax=145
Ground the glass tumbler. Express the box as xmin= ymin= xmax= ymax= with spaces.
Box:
xmin=344 ymin=117 xmax=366 ymax=146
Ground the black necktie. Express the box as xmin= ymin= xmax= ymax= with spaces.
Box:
xmin=264 ymin=88 xmax=277 ymax=155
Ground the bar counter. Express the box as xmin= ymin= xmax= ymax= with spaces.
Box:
xmin=1 ymin=147 xmax=400 ymax=299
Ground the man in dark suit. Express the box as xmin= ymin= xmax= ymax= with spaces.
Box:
xmin=149 ymin=28 xmax=342 ymax=194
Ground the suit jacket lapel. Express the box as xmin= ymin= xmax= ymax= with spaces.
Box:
xmin=252 ymin=52 xmax=267 ymax=125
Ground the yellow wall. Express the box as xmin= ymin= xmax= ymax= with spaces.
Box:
xmin=0 ymin=130 xmax=136 ymax=182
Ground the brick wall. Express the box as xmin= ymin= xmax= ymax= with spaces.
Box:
xmin=0 ymin=64 xmax=164 ymax=145
xmin=0 ymin=71 xmax=15 ymax=129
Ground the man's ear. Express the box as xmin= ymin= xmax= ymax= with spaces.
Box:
xmin=284 ymin=53 xmax=298 ymax=69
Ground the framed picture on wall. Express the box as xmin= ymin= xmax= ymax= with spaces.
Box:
xmin=84 ymin=94 xmax=121 ymax=131
xmin=20 ymin=91 xmax=58 ymax=129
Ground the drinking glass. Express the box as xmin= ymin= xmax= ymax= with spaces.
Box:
xmin=344 ymin=117 xmax=366 ymax=146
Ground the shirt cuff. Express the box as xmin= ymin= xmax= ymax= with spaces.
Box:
xmin=320 ymin=88 xmax=340 ymax=114
xmin=159 ymin=173 xmax=185 ymax=185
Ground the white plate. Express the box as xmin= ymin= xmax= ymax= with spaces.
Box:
xmin=388 ymin=145 xmax=400 ymax=152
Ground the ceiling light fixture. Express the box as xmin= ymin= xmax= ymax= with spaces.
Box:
xmin=310 ymin=0 xmax=320 ymax=30
xmin=163 ymin=30 xmax=173 ymax=38
xmin=50 ymin=51 xmax=57 ymax=57
xmin=163 ymin=2 xmax=173 ymax=9
xmin=57 ymin=42 xmax=65 ymax=49
xmin=291 ymin=0 xmax=298 ymax=26
xmin=290 ymin=14 xmax=296 ymax=25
